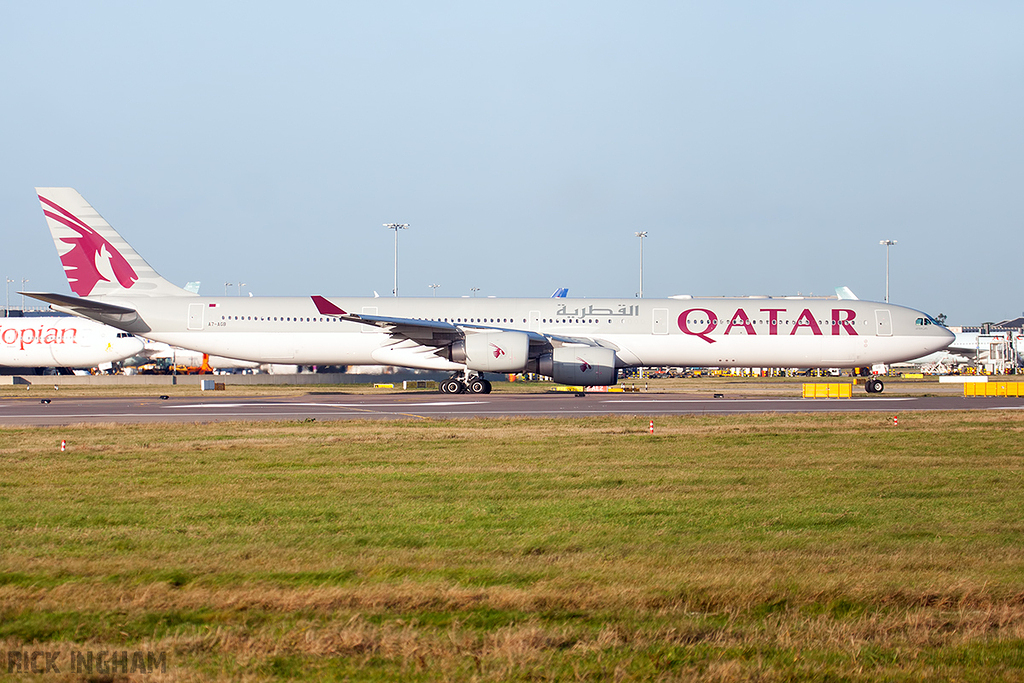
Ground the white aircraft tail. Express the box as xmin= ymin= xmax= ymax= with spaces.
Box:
xmin=835 ymin=286 xmax=859 ymax=301
xmin=35 ymin=187 xmax=194 ymax=298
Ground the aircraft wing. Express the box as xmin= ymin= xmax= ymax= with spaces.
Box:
xmin=310 ymin=296 xmax=601 ymax=350
xmin=311 ymin=296 xmax=461 ymax=346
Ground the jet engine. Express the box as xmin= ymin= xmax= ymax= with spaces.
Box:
xmin=535 ymin=346 xmax=619 ymax=386
xmin=449 ymin=331 xmax=530 ymax=373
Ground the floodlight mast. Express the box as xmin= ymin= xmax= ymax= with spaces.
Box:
xmin=384 ymin=223 xmax=409 ymax=297
xmin=634 ymin=232 xmax=648 ymax=298
xmin=880 ymin=240 xmax=897 ymax=303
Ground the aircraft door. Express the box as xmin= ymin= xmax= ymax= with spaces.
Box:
xmin=652 ymin=308 xmax=669 ymax=335
xmin=187 ymin=304 xmax=204 ymax=331
xmin=874 ymin=309 xmax=893 ymax=337
xmin=51 ymin=326 xmax=91 ymax=365
xmin=529 ymin=310 xmax=540 ymax=332
xmin=75 ymin=326 xmax=93 ymax=347
xmin=361 ymin=307 xmax=378 ymax=333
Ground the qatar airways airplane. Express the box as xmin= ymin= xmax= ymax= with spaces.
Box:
xmin=0 ymin=315 xmax=143 ymax=370
xmin=25 ymin=188 xmax=953 ymax=394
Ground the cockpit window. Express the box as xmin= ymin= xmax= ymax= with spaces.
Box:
xmin=915 ymin=316 xmax=942 ymax=327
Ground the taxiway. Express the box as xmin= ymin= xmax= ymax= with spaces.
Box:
xmin=0 ymin=392 xmax=1019 ymax=426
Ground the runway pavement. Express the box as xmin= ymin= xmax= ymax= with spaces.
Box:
xmin=0 ymin=391 xmax=1021 ymax=425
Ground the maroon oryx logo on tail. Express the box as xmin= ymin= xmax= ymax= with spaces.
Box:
xmin=40 ymin=195 xmax=138 ymax=296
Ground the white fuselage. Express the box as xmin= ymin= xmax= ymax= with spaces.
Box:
xmin=29 ymin=187 xmax=957 ymax=382
xmin=81 ymin=295 xmax=953 ymax=371
xmin=0 ymin=316 xmax=143 ymax=368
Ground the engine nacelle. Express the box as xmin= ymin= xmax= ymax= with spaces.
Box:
xmin=450 ymin=331 xmax=530 ymax=373
xmin=536 ymin=346 xmax=618 ymax=386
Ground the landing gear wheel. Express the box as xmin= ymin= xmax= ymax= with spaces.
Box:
xmin=480 ymin=379 xmax=492 ymax=394
xmin=865 ymin=379 xmax=885 ymax=394
xmin=467 ymin=378 xmax=488 ymax=394
xmin=440 ymin=379 xmax=465 ymax=394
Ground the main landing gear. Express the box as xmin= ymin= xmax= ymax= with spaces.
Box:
xmin=864 ymin=378 xmax=885 ymax=394
xmin=439 ymin=372 xmax=492 ymax=394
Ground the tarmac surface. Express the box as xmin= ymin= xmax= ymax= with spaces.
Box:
xmin=0 ymin=392 xmax=1021 ymax=425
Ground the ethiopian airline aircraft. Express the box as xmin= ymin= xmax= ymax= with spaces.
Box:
xmin=25 ymin=188 xmax=953 ymax=393
xmin=0 ymin=315 xmax=143 ymax=369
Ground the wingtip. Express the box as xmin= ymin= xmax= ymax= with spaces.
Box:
xmin=311 ymin=295 xmax=347 ymax=316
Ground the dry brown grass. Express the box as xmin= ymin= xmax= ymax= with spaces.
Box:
xmin=1 ymin=412 xmax=1022 ymax=680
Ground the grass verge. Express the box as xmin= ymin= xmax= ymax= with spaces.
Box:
xmin=1 ymin=411 xmax=1022 ymax=680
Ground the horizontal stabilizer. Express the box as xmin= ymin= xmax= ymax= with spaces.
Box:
xmin=21 ymin=291 xmax=142 ymax=327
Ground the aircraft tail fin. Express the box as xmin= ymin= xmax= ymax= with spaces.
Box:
xmin=835 ymin=286 xmax=859 ymax=300
xmin=35 ymin=187 xmax=195 ymax=298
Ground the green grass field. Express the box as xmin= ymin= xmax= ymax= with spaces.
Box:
xmin=1 ymin=411 xmax=1022 ymax=680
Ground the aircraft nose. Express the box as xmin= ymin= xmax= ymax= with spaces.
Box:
xmin=931 ymin=326 xmax=956 ymax=354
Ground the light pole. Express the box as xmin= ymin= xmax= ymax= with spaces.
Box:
xmin=470 ymin=287 xmax=480 ymax=297
xmin=429 ymin=283 xmax=440 ymax=297
xmin=4 ymin=278 xmax=12 ymax=317
xmin=237 ymin=282 xmax=246 ymax=296
xmin=20 ymin=278 xmax=28 ymax=311
xmin=635 ymin=232 xmax=648 ymax=298
xmin=879 ymin=240 xmax=897 ymax=303
xmin=384 ymin=223 xmax=409 ymax=296
xmin=225 ymin=282 xmax=233 ymax=296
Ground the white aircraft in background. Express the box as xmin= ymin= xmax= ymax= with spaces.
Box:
xmin=25 ymin=188 xmax=953 ymax=394
xmin=128 ymin=340 xmax=261 ymax=372
xmin=906 ymin=329 xmax=1023 ymax=373
xmin=0 ymin=315 xmax=142 ymax=370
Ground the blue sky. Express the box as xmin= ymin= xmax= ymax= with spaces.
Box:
xmin=2 ymin=2 xmax=1021 ymax=324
